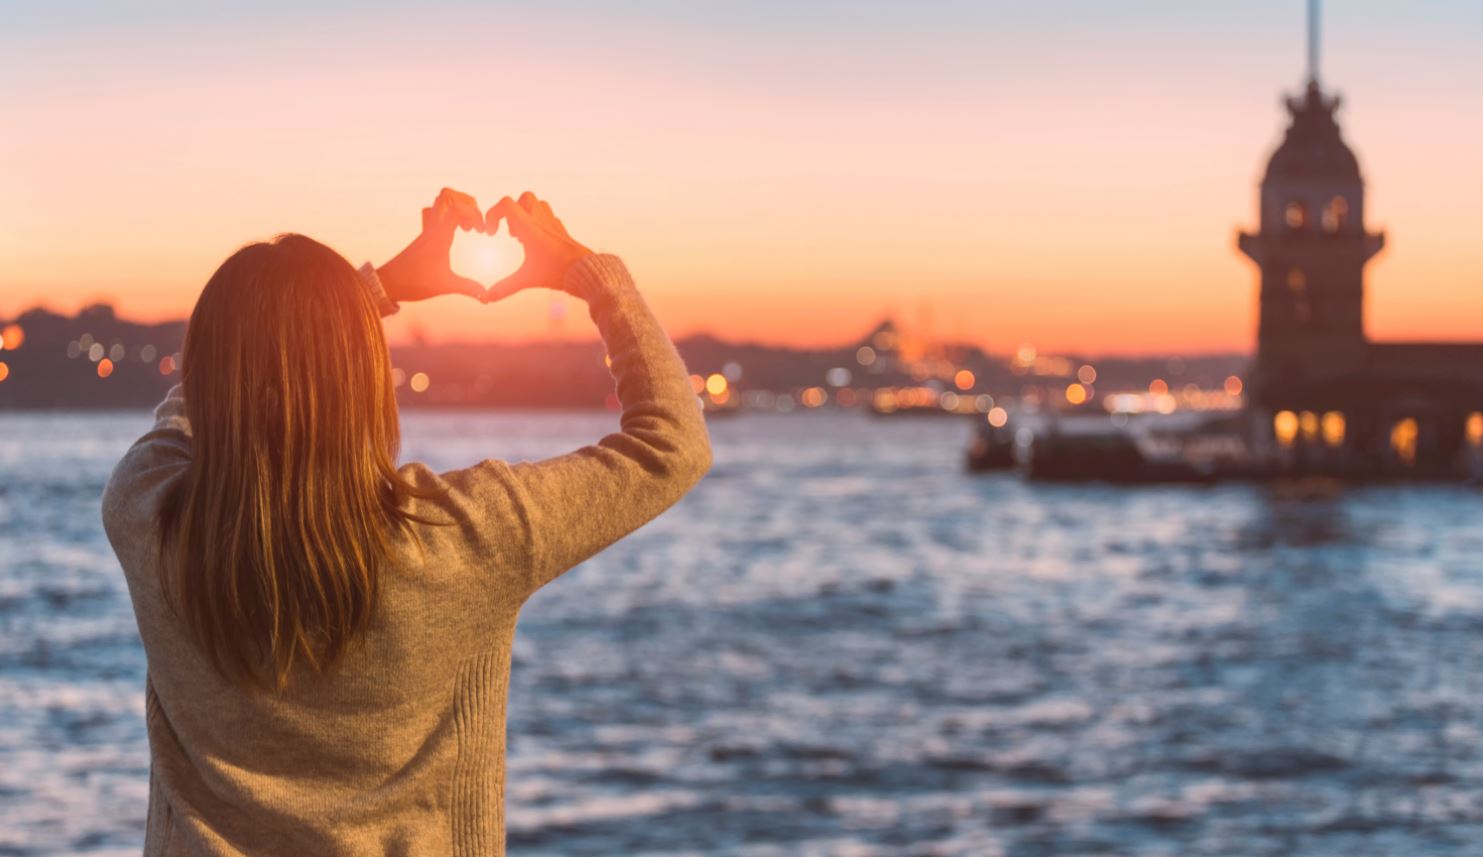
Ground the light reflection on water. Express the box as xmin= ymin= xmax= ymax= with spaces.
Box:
xmin=3 ymin=410 xmax=1483 ymax=855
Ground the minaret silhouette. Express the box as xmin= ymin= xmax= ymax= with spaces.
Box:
xmin=1237 ymin=0 xmax=1384 ymax=412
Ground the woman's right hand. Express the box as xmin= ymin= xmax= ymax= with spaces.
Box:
xmin=484 ymin=192 xmax=595 ymax=302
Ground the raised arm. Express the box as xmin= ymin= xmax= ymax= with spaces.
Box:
xmin=441 ymin=193 xmax=712 ymax=599
xmin=505 ymin=252 xmax=711 ymax=593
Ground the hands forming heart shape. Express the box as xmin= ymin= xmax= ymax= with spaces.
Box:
xmin=376 ymin=188 xmax=594 ymax=306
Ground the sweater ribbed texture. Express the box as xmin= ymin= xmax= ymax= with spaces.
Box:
xmin=101 ymin=254 xmax=712 ymax=855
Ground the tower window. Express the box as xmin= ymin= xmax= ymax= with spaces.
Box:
xmin=1322 ymin=411 xmax=1346 ymax=447
xmin=1322 ymin=196 xmax=1349 ymax=233
xmin=1299 ymin=411 xmax=1320 ymax=442
xmin=1390 ymin=418 xmax=1419 ymax=466
xmin=1274 ymin=411 xmax=1299 ymax=447
xmin=1287 ymin=269 xmax=1306 ymax=292
xmin=1284 ymin=201 xmax=1308 ymax=230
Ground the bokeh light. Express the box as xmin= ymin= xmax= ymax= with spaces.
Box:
xmin=1273 ymin=410 xmax=1299 ymax=446
xmin=0 ymin=324 xmax=24 ymax=350
xmin=1321 ymin=411 xmax=1346 ymax=447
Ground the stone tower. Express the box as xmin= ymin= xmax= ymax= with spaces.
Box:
xmin=1238 ymin=80 xmax=1385 ymax=409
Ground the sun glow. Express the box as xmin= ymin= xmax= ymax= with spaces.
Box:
xmin=448 ymin=229 xmax=524 ymax=288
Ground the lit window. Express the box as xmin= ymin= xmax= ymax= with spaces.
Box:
xmin=1322 ymin=196 xmax=1349 ymax=233
xmin=1299 ymin=411 xmax=1319 ymax=442
xmin=1466 ymin=412 xmax=1483 ymax=447
xmin=1287 ymin=269 xmax=1306 ymax=292
xmin=1284 ymin=201 xmax=1308 ymax=230
xmin=1321 ymin=411 xmax=1345 ymax=447
xmin=1274 ymin=411 xmax=1299 ymax=447
xmin=1390 ymin=418 xmax=1419 ymax=466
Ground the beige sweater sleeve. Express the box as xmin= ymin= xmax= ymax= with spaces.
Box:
xmin=423 ymin=254 xmax=713 ymax=600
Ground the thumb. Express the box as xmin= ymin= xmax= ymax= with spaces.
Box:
xmin=485 ymin=265 xmax=539 ymax=303
xmin=448 ymin=274 xmax=486 ymax=301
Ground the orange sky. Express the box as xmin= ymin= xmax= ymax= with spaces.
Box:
xmin=2 ymin=2 xmax=1480 ymax=355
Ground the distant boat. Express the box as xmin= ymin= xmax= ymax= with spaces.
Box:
xmin=967 ymin=414 xmax=1224 ymax=484
xmin=1022 ymin=427 xmax=1217 ymax=484
xmin=965 ymin=423 xmax=1015 ymax=471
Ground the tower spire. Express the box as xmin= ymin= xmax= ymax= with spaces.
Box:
xmin=1307 ymin=0 xmax=1321 ymax=86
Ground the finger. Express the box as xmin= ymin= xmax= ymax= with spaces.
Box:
xmin=448 ymin=274 xmax=487 ymax=300
xmin=485 ymin=266 xmax=539 ymax=302
xmin=426 ymin=194 xmax=454 ymax=234
xmin=536 ymin=200 xmax=555 ymax=224
xmin=487 ymin=197 xmax=534 ymax=239
xmin=436 ymin=187 xmax=484 ymax=233
xmin=437 ymin=187 xmax=478 ymax=211
xmin=517 ymin=191 xmax=539 ymax=213
xmin=451 ymin=197 xmax=484 ymax=233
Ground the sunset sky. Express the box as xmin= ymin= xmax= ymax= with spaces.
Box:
xmin=3 ymin=0 xmax=1480 ymax=355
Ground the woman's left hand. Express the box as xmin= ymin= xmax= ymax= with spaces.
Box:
xmin=377 ymin=188 xmax=488 ymax=303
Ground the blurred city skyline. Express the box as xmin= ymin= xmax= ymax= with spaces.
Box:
xmin=3 ymin=0 xmax=1481 ymax=355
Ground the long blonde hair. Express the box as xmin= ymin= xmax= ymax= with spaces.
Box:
xmin=158 ymin=234 xmax=433 ymax=693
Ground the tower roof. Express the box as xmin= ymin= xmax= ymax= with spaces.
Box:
xmin=1263 ymin=80 xmax=1361 ymax=184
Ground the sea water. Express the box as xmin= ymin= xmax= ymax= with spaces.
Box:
xmin=3 ymin=410 xmax=1483 ymax=856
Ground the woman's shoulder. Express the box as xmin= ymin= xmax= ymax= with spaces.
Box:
xmin=393 ymin=458 xmax=529 ymax=526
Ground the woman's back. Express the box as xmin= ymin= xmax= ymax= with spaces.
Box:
xmin=102 ymin=199 xmax=711 ymax=855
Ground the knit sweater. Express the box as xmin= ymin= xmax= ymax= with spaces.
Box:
xmin=100 ymin=254 xmax=713 ymax=856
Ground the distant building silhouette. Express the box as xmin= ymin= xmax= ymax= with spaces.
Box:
xmin=1237 ymin=4 xmax=1483 ymax=476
